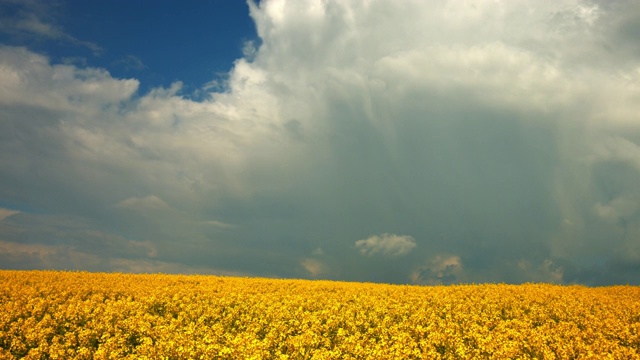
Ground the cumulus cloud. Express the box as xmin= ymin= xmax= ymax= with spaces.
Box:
xmin=355 ymin=234 xmax=416 ymax=257
xmin=2 ymin=0 xmax=640 ymax=284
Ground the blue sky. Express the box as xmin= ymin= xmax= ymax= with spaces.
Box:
xmin=0 ymin=0 xmax=256 ymax=94
xmin=1 ymin=0 xmax=640 ymax=285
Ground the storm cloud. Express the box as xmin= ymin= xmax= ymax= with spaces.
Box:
xmin=2 ymin=0 xmax=640 ymax=285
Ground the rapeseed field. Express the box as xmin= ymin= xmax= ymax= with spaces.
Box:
xmin=1 ymin=270 xmax=639 ymax=359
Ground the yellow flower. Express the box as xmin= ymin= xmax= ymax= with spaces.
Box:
xmin=1 ymin=270 xmax=640 ymax=359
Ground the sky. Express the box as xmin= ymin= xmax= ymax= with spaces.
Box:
xmin=1 ymin=0 xmax=640 ymax=285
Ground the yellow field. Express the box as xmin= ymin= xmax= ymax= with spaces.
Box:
xmin=1 ymin=270 xmax=639 ymax=359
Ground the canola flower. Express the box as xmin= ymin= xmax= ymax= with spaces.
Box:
xmin=0 ymin=270 xmax=639 ymax=359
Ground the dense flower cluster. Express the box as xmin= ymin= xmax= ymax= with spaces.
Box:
xmin=1 ymin=270 xmax=639 ymax=359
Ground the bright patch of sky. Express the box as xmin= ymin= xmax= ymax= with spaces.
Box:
xmin=1 ymin=0 xmax=640 ymax=285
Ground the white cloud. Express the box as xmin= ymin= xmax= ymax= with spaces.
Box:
xmin=0 ymin=47 xmax=138 ymax=110
xmin=355 ymin=233 xmax=416 ymax=257
xmin=2 ymin=0 xmax=640 ymax=283
xmin=300 ymin=258 xmax=326 ymax=277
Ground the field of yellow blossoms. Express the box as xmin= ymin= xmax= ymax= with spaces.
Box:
xmin=1 ymin=270 xmax=639 ymax=359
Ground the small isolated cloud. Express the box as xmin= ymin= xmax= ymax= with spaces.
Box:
xmin=355 ymin=233 xmax=416 ymax=257
xmin=301 ymin=258 xmax=327 ymax=277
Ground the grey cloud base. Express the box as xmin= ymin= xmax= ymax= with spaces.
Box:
xmin=2 ymin=0 xmax=640 ymax=285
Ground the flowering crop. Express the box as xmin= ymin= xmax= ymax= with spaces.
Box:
xmin=1 ymin=270 xmax=639 ymax=359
